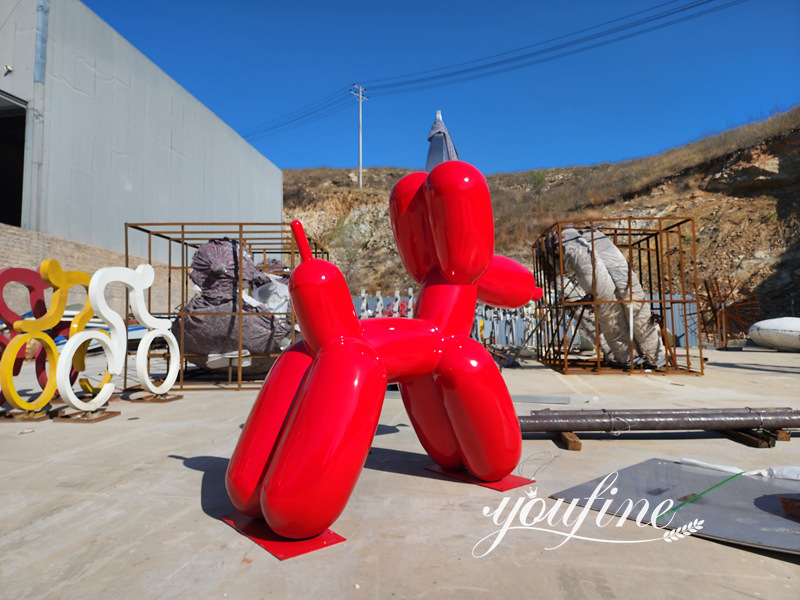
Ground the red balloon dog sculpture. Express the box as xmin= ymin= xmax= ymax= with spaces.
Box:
xmin=226 ymin=161 xmax=543 ymax=539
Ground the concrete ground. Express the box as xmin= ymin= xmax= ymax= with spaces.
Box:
xmin=0 ymin=348 xmax=798 ymax=599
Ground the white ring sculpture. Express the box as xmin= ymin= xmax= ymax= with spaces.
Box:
xmin=56 ymin=265 xmax=179 ymax=411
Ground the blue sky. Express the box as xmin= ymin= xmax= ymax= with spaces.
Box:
xmin=81 ymin=0 xmax=800 ymax=174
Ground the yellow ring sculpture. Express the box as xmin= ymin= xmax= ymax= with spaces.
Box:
xmin=0 ymin=260 xmax=110 ymax=411
xmin=0 ymin=331 xmax=59 ymax=412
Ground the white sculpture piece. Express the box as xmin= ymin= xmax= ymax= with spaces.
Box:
xmin=392 ymin=289 xmax=401 ymax=317
xmin=56 ymin=265 xmax=179 ymax=411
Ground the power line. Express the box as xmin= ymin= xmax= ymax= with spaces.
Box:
xmin=240 ymin=0 xmax=750 ymax=138
xmin=368 ymin=0 xmax=749 ymax=96
xmin=359 ymin=0 xmax=686 ymax=88
xmin=240 ymin=87 xmax=347 ymax=136
xmin=242 ymin=87 xmax=351 ymax=140
xmin=0 ymin=0 xmax=27 ymax=37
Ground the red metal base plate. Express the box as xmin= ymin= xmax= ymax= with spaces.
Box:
xmin=425 ymin=465 xmax=534 ymax=491
xmin=220 ymin=513 xmax=345 ymax=560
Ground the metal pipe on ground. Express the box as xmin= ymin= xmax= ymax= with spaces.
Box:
xmin=519 ymin=408 xmax=800 ymax=433
xmin=531 ymin=407 xmax=794 ymax=415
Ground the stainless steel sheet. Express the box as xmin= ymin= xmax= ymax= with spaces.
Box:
xmin=552 ymin=458 xmax=800 ymax=554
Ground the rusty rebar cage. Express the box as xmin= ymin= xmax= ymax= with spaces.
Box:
xmin=531 ymin=217 xmax=703 ymax=375
xmin=124 ymin=222 xmax=328 ymax=390
xmin=698 ymin=275 xmax=761 ymax=349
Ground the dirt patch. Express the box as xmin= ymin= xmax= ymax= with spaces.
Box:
xmin=284 ymin=129 xmax=800 ymax=319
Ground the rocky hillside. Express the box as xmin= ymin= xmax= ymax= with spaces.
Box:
xmin=283 ymin=111 xmax=800 ymax=320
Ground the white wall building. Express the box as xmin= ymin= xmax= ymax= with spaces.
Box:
xmin=0 ymin=0 xmax=282 ymax=258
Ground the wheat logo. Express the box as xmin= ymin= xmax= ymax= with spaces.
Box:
xmin=663 ymin=519 xmax=704 ymax=542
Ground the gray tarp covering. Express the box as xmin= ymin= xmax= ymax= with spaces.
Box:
xmin=189 ymin=238 xmax=269 ymax=297
xmin=425 ymin=110 xmax=459 ymax=171
xmin=559 ymin=228 xmax=632 ymax=365
xmin=581 ymin=229 xmax=666 ymax=365
xmin=172 ymin=238 xmax=292 ymax=374
xmin=559 ymin=276 xmax=613 ymax=357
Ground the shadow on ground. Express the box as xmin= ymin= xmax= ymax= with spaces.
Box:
xmin=707 ymin=361 xmax=800 ymax=375
xmin=169 ymin=454 xmax=235 ymax=519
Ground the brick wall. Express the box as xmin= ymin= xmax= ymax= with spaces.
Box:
xmin=0 ymin=223 xmax=175 ymax=319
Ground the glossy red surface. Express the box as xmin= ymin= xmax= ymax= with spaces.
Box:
xmin=389 ymin=172 xmax=437 ymax=284
xmin=400 ymin=376 xmax=463 ymax=470
xmin=226 ymin=162 xmax=543 ymax=540
xmin=225 ymin=341 xmax=313 ymax=517
xmin=261 ymin=339 xmax=386 ymax=539
xmin=288 ymin=223 xmax=361 ymax=354
xmin=360 ymin=318 xmax=441 ymax=383
xmin=424 ymin=161 xmax=494 ymax=284
xmin=477 ymin=255 xmax=542 ymax=309
xmin=435 ymin=335 xmax=522 ymax=481
xmin=413 ymin=271 xmax=477 ymax=336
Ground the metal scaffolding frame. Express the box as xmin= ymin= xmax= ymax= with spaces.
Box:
xmin=124 ymin=222 xmax=328 ymax=390
xmin=531 ymin=216 xmax=703 ymax=375
xmin=698 ymin=275 xmax=760 ymax=349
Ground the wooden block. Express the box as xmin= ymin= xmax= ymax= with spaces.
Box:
xmin=760 ymin=429 xmax=792 ymax=443
xmin=720 ymin=429 xmax=774 ymax=449
xmin=556 ymin=431 xmax=582 ymax=451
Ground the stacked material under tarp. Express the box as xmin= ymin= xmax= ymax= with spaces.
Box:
xmin=581 ymin=228 xmax=666 ymax=366
xmin=550 ymin=228 xmax=665 ymax=367
xmin=559 ymin=276 xmax=613 ymax=357
xmin=172 ymin=238 xmax=293 ymax=375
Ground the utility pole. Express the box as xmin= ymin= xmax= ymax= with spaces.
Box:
xmin=350 ymin=84 xmax=368 ymax=188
